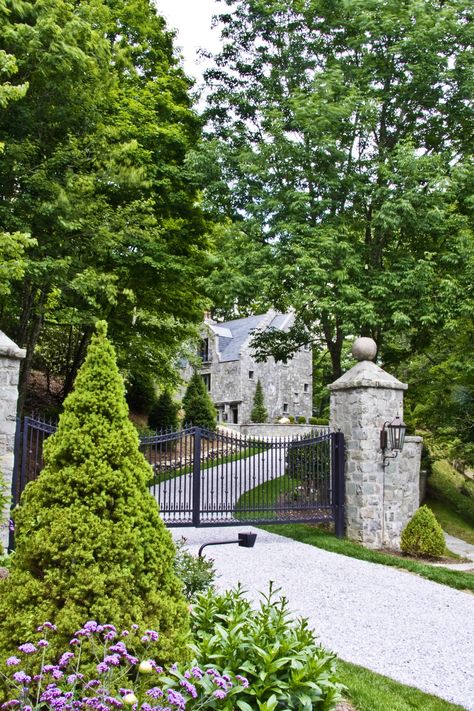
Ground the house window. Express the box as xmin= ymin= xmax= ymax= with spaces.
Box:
xmin=199 ymin=338 xmax=210 ymax=362
xmin=202 ymin=373 xmax=211 ymax=392
xmin=283 ymin=403 xmax=288 ymax=413
xmin=249 ymin=370 xmax=254 ymax=379
xmin=304 ymin=383 xmax=309 ymax=393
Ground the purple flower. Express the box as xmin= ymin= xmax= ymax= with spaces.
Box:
xmin=131 ymin=624 xmax=139 ymax=631
xmin=52 ymin=668 xmax=64 ymax=680
xmin=179 ymin=680 xmax=197 ymax=698
xmin=37 ymin=622 xmax=57 ymax=632
xmin=96 ymin=662 xmax=109 ymax=674
xmin=69 ymin=638 xmax=80 ymax=646
xmin=38 ymin=639 xmax=49 ymax=648
xmin=167 ymin=690 xmax=185 ymax=709
xmin=84 ymin=680 xmax=101 ymax=690
xmin=6 ymin=656 xmax=21 ymax=666
xmin=214 ymin=689 xmax=226 ymax=699
xmin=18 ymin=643 xmax=36 ymax=655
xmin=236 ymin=675 xmax=249 ymax=688
xmin=1 ymin=701 xmax=20 ymax=709
xmin=103 ymin=654 xmax=121 ymax=667
xmin=121 ymin=630 xmax=129 ymax=637
xmin=13 ymin=671 xmax=31 ymax=684
xmin=109 ymin=642 xmax=127 ymax=654
xmin=191 ymin=667 xmax=203 ymax=679
xmin=146 ymin=688 xmax=164 ymax=700
xmin=58 ymin=652 xmax=75 ymax=668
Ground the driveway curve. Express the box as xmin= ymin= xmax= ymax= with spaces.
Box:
xmin=171 ymin=525 xmax=474 ymax=710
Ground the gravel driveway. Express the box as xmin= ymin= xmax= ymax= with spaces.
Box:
xmin=171 ymin=525 xmax=474 ymax=711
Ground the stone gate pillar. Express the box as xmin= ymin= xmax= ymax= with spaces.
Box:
xmin=329 ymin=338 xmax=422 ymax=550
xmin=0 ymin=331 xmax=26 ymax=554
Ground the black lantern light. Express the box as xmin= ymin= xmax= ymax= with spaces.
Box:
xmin=380 ymin=415 xmax=407 ymax=467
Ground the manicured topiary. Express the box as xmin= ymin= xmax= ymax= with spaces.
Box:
xmin=250 ymin=379 xmax=268 ymax=423
xmin=0 ymin=322 xmax=189 ymax=664
xmin=182 ymin=372 xmax=216 ymax=430
xmin=149 ymin=390 xmax=180 ymax=431
xmin=400 ymin=505 xmax=445 ymax=558
xmin=297 ymin=416 xmax=306 ymax=424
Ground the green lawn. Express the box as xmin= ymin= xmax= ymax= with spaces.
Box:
xmin=426 ymin=496 xmax=474 ymax=546
xmin=261 ymin=523 xmax=474 ymax=593
xmin=427 ymin=460 xmax=474 ymax=529
xmin=338 ymin=659 xmax=467 ymax=711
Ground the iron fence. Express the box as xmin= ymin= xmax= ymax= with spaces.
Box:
xmin=12 ymin=416 xmax=345 ymax=533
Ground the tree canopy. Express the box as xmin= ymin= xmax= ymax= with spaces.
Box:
xmin=201 ymin=0 xmax=473 ymax=379
xmin=0 ymin=0 xmax=211 ymax=411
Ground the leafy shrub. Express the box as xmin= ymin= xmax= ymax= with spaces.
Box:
xmin=427 ymin=460 xmax=474 ymax=527
xmin=311 ymin=417 xmax=330 ymax=426
xmin=400 ymin=505 xmax=445 ymax=558
xmin=174 ymin=538 xmax=216 ymax=600
xmin=149 ymin=390 xmax=180 ymax=431
xmin=0 ymin=621 xmax=248 ymax=709
xmin=183 ymin=372 xmax=216 ymax=430
xmin=309 ymin=416 xmax=318 ymax=425
xmin=297 ymin=416 xmax=306 ymax=424
xmin=125 ymin=371 xmax=156 ymax=415
xmin=250 ymin=379 xmax=268 ymax=423
xmin=191 ymin=583 xmax=344 ymax=709
xmin=288 ymin=415 xmax=295 ymax=424
xmin=0 ymin=322 xmax=189 ymax=666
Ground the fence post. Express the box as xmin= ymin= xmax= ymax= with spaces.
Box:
xmin=332 ymin=432 xmax=345 ymax=538
xmin=192 ymin=427 xmax=201 ymax=526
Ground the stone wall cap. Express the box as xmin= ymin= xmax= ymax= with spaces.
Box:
xmin=0 ymin=331 xmax=26 ymax=359
xmin=328 ymin=360 xmax=407 ymax=391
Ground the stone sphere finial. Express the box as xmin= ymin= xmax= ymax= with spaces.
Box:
xmin=352 ymin=337 xmax=377 ymax=362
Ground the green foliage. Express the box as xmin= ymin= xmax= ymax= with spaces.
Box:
xmin=427 ymin=461 xmax=474 ymax=527
xmin=288 ymin=415 xmax=295 ymax=424
xmin=149 ymin=390 xmax=180 ymax=431
xmin=0 ymin=322 xmax=189 ymax=665
xmin=191 ymin=584 xmax=344 ymax=709
xmin=174 ymin=538 xmax=216 ymax=601
xmin=309 ymin=417 xmax=318 ymax=425
xmin=250 ymin=379 xmax=268 ymax=423
xmin=297 ymin=416 xmax=306 ymax=424
xmin=182 ymin=372 xmax=216 ymax=430
xmin=125 ymin=372 xmax=156 ymax=415
xmin=400 ymin=505 xmax=446 ymax=559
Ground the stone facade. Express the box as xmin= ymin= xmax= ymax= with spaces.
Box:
xmin=329 ymin=343 xmax=422 ymax=550
xmin=182 ymin=310 xmax=313 ymax=424
xmin=0 ymin=331 xmax=25 ymax=554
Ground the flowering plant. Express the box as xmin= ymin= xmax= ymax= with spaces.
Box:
xmin=0 ymin=621 xmax=248 ymax=710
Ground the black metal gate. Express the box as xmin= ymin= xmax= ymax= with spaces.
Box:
xmin=13 ymin=417 xmax=345 ymax=534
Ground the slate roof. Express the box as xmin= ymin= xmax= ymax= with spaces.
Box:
xmin=209 ymin=312 xmax=291 ymax=363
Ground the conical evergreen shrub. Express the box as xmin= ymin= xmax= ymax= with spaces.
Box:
xmin=250 ymin=379 xmax=268 ymax=423
xmin=149 ymin=390 xmax=180 ymax=431
xmin=0 ymin=322 xmax=189 ymax=664
xmin=400 ymin=505 xmax=445 ymax=558
xmin=182 ymin=372 xmax=216 ymax=430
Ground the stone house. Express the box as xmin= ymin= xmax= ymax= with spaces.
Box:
xmin=182 ymin=310 xmax=313 ymax=424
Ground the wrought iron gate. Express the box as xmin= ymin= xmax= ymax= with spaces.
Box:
xmin=13 ymin=417 xmax=345 ymax=534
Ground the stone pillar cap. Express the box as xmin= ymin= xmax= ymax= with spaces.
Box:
xmin=0 ymin=331 xmax=26 ymax=359
xmin=352 ymin=337 xmax=377 ymax=361
xmin=328 ymin=360 xmax=407 ymax=391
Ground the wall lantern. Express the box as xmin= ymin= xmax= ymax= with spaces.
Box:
xmin=198 ymin=532 xmax=257 ymax=558
xmin=380 ymin=415 xmax=407 ymax=467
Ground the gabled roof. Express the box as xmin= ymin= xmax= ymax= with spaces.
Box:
xmin=208 ymin=311 xmax=292 ymax=363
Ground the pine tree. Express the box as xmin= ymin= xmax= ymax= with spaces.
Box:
xmin=149 ymin=390 xmax=180 ymax=431
xmin=250 ymin=379 xmax=268 ymax=423
xmin=0 ymin=322 xmax=189 ymax=664
xmin=182 ymin=372 xmax=216 ymax=430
